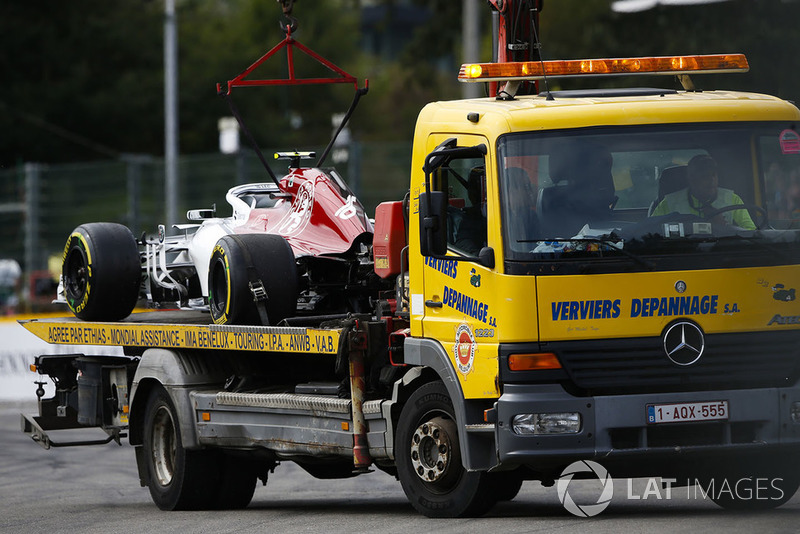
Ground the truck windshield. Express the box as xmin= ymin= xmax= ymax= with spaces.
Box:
xmin=498 ymin=122 xmax=800 ymax=271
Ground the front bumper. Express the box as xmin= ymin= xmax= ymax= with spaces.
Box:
xmin=496 ymin=383 xmax=800 ymax=478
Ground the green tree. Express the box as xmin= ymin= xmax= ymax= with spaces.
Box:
xmin=2 ymin=0 xmax=799 ymax=169
xmin=0 ymin=1 xmax=163 ymax=166
xmin=0 ymin=0 xmax=363 ymax=167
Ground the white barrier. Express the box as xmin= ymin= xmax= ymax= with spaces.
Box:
xmin=0 ymin=320 xmax=122 ymax=401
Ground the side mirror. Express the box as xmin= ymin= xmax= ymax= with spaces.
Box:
xmin=477 ymin=246 xmax=495 ymax=269
xmin=186 ymin=205 xmax=216 ymax=221
xmin=418 ymin=191 xmax=447 ymax=257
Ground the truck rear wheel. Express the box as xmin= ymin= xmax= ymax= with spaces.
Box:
xmin=208 ymin=234 xmax=298 ymax=325
xmin=215 ymin=454 xmax=258 ymax=510
xmin=395 ymin=381 xmax=497 ymax=518
xmin=62 ymin=223 xmax=140 ymax=321
xmin=142 ymin=386 xmax=219 ymax=510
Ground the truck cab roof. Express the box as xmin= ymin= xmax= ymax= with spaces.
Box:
xmin=419 ymin=88 xmax=800 ymax=137
xmin=417 ymin=89 xmax=800 ymax=137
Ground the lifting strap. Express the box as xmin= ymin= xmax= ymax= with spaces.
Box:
xmin=228 ymin=235 xmax=271 ymax=326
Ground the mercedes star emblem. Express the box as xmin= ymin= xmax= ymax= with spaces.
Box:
xmin=663 ymin=321 xmax=705 ymax=366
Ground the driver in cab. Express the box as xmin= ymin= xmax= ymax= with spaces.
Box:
xmin=651 ymin=154 xmax=756 ymax=230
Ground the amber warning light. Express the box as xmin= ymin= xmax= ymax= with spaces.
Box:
xmin=459 ymin=54 xmax=749 ymax=83
xmin=508 ymin=353 xmax=562 ymax=371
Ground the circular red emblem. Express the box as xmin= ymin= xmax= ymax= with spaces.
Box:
xmin=454 ymin=324 xmax=476 ymax=375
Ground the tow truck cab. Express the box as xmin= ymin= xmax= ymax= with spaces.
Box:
xmin=407 ymin=56 xmax=800 ymax=481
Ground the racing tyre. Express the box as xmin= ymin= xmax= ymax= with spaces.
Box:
xmin=142 ymin=386 xmax=219 ymax=510
xmin=396 ymin=381 xmax=497 ymax=518
xmin=62 ymin=222 xmax=140 ymax=321
xmin=208 ymin=234 xmax=298 ymax=325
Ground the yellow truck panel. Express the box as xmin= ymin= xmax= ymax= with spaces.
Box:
xmin=537 ymin=265 xmax=800 ymax=340
xmin=20 ymin=313 xmax=342 ymax=356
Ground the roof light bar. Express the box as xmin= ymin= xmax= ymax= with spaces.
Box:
xmin=458 ymin=54 xmax=748 ymax=83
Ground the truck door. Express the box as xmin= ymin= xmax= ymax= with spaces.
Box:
xmin=418 ymin=135 xmax=501 ymax=399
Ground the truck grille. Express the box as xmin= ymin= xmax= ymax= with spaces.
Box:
xmin=551 ymin=330 xmax=800 ymax=394
xmin=609 ymin=421 xmax=760 ymax=449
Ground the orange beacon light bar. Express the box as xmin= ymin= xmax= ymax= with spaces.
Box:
xmin=458 ymin=54 xmax=749 ymax=83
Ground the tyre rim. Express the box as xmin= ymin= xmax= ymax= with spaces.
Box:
xmin=209 ymin=259 xmax=228 ymax=318
xmin=151 ymin=405 xmax=177 ymax=487
xmin=409 ymin=415 xmax=456 ymax=486
xmin=64 ymin=248 xmax=88 ymax=301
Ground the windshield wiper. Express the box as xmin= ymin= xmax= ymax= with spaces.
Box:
xmin=518 ymin=237 xmax=655 ymax=270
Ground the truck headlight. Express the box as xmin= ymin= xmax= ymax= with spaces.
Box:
xmin=791 ymin=402 xmax=800 ymax=424
xmin=512 ymin=412 xmax=581 ymax=435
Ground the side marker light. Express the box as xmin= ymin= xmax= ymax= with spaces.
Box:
xmin=508 ymin=353 xmax=562 ymax=371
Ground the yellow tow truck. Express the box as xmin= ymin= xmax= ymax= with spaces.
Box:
xmin=20 ymin=0 xmax=800 ymax=518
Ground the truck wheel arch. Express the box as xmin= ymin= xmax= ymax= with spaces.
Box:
xmin=128 ymin=348 xmax=230 ymax=448
xmin=399 ymin=337 xmax=498 ymax=471
xmin=128 ymin=377 xmax=159 ymax=446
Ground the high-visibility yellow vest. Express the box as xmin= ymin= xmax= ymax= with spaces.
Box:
xmin=651 ymin=187 xmax=756 ymax=229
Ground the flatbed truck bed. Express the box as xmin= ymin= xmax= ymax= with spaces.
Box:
xmin=19 ymin=311 xmax=388 ymax=475
xmin=19 ymin=310 xmax=343 ymax=356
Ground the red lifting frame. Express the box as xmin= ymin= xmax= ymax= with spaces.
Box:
xmin=217 ymin=26 xmax=362 ymax=95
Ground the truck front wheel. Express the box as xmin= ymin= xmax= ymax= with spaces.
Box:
xmin=395 ymin=381 xmax=497 ymax=518
xmin=708 ymin=457 xmax=800 ymax=511
xmin=490 ymin=470 xmax=524 ymax=501
xmin=142 ymin=387 xmax=219 ymax=510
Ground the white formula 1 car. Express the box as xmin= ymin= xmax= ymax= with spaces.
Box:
xmin=59 ymin=154 xmax=378 ymax=325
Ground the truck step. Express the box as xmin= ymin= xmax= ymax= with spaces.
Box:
xmin=215 ymin=391 xmax=383 ymax=416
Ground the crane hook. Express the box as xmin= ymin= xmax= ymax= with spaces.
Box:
xmin=277 ymin=0 xmax=298 ymax=34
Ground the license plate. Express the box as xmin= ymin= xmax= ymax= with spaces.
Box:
xmin=646 ymin=400 xmax=728 ymax=424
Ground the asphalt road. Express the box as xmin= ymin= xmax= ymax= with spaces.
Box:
xmin=2 ymin=403 xmax=799 ymax=534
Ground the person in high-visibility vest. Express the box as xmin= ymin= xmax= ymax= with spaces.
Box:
xmin=651 ymin=154 xmax=756 ymax=230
